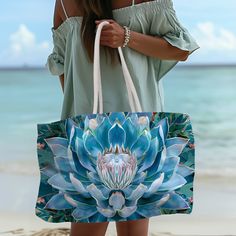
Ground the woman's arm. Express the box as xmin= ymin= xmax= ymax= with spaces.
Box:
xmin=54 ymin=0 xmax=65 ymax=93
xmin=95 ymin=19 xmax=189 ymax=61
xmin=59 ymin=74 xmax=64 ymax=93
xmin=127 ymin=31 xmax=189 ymax=61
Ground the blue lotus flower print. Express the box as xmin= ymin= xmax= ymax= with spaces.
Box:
xmin=35 ymin=112 xmax=195 ymax=223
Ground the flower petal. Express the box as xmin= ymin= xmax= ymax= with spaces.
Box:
xmin=65 ymin=118 xmax=83 ymax=145
xmin=87 ymin=172 xmax=102 ymax=184
xmin=126 ymin=183 xmax=148 ymax=205
xmin=132 ymin=171 xmax=147 ymax=185
xmin=131 ymin=130 xmax=151 ymax=158
xmin=138 ymin=137 xmax=159 ymax=173
xmin=122 ymin=185 xmax=137 ymax=199
xmin=158 ymin=173 xmax=187 ymax=192
xmin=44 ymin=192 xmax=74 ymax=210
xmin=137 ymin=116 xmax=150 ymax=132
xmin=88 ymin=212 xmax=107 ymax=222
xmin=109 ymin=192 xmax=125 ymax=210
xmin=166 ymin=137 xmax=189 ymax=149
xmin=160 ymin=192 xmax=190 ymax=210
xmin=150 ymin=127 xmax=164 ymax=150
xmin=166 ymin=137 xmax=189 ymax=157
xmin=83 ymin=130 xmax=104 ymax=158
xmin=44 ymin=137 xmax=68 ymax=157
xmin=122 ymin=117 xmax=139 ymax=150
xmin=161 ymin=156 xmax=180 ymax=181
xmin=143 ymin=171 xmax=163 ymax=185
xmin=64 ymin=192 xmax=96 ymax=205
xmin=108 ymin=122 xmax=126 ymax=147
xmin=71 ymin=151 xmax=92 ymax=179
xmin=54 ymin=155 xmax=77 ymax=173
xmin=40 ymin=165 xmax=57 ymax=178
xmin=97 ymin=184 xmax=111 ymax=199
xmin=86 ymin=183 xmax=108 ymax=206
xmin=108 ymin=112 xmax=126 ymax=125
xmin=145 ymin=151 xmax=162 ymax=179
xmin=126 ymin=113 xmax=139 ymax=125
xmin=142 ymin=172 xmax=164 ymax=198
xmin=156 ymin=146 xmax=167 ymax=172
xmin=64 ymin=193 xmax=79 ymax=207
xmin=74 ymin=136 xmax=96 ymax=172
xmin=136 ymin=194 xmax=170 ymax=217
xmin=72 ymin=204 xmax=98 ymax=221
xmin=118 ymin=206 xmax=137 ymax=218
xmin=94 ymin=116 xmax=112 ymax=150
xmin=47 ymin=173 xmax=75 ymax=191
xmin=176 ymin=164 xmax=194 ymax=177
xmin=156 ymin=117 xmax=169 ymax=142
xmin=97 ymin=205 xmax=116 ymax=218
xmin=69 ymin=173 xmax=91 ymax=198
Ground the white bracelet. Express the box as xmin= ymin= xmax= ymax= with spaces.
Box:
xmin=122 ymin=26 xmax=131 ymax=48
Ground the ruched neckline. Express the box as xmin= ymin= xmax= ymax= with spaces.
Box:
xmin=51 ymin=0 xmax=173 ymax=34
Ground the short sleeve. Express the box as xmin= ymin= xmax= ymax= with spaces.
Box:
xmin=45 ymin=28 xmax=66 ymax=76
xmin=150 ymin=1 xmax=200 ymax=81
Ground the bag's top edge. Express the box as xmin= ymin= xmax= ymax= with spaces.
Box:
xmin=36 ymin=111 xmax=191 ymax=126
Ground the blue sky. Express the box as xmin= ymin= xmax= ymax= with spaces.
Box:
xmin=0 ymin=0 xmax=235 ymax=67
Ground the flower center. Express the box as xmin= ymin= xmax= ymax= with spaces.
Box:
xmin=97 ymin=145 xmax=137 ymax=189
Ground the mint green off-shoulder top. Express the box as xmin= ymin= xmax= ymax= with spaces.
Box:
xmin=46 ymin=0 xmax=200 ymax=120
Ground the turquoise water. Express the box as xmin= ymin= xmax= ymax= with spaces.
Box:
xmin=163 ymin=66 xmax=236 ymax=177
xmin=0 ymin=66 xmax=236 ymax=177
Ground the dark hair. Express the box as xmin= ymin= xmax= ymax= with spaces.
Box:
xmin=77 ymin=0 xmax=120 ymax=66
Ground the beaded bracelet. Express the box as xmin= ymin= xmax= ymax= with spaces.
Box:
xmin=122 ymin=26 xmax=131 ymax=48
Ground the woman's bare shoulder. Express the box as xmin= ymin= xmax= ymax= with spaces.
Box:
xmin=52 ymin=0 xmax=64 ymax=30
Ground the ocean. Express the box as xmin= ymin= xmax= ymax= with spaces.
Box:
xmin=0 ymin=66 xmax=236 ymax=178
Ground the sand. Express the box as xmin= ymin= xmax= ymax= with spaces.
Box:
xmin=0 ymin=173 xmax=236 ymax=236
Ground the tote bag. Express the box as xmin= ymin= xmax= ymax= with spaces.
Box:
xmin=35 ymin=21 xmax=195 ymax=223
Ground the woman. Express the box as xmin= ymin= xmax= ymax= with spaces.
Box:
xmin=46 ymin=0 xmax=200 ymax=235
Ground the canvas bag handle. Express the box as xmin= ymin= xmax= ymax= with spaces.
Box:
xmin=93 ymin=20 xmax=143 ymax=114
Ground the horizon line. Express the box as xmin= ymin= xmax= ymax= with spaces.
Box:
xmin=0 ymin=63 xmax=236 ymax=71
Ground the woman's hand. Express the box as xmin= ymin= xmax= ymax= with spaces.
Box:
xmin=95 ymin=19 xmax=189 ymax=61
xmin=95 ymin=19 xmax=125 ymax=48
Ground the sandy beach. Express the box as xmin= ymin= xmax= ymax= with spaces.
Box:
xmin=1 ymin=171 xmax=236 ymax=236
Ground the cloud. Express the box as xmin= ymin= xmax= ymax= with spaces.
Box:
xmin=10 ymin=24 xmax=49 ymax=56
xmin=192 ymin=22 xmax=236 ymax=52
xmin=0 ymin=24 xmax=51 ymax=67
